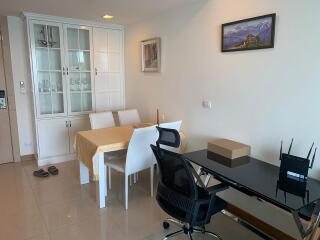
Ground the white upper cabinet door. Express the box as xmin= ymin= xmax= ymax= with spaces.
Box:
xmin=93 ymin=28 xmax=108 ymax=52
xmin=68 ymin=117 xmax=90 ymax=154
xmin=93 ymin=27 xmax=123 ymax=111
xmin=108 ymin=30 xmax=121 ymax=52
xmin=37 ymin=118 xmax=70 ymax=158
xmin=29 ymin=20 xmax=68 ymax=118
xmin=64 ymin=25 xmax=94 ymax=115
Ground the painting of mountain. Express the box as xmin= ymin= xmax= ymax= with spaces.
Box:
xmin=222 ymin=14 xmax=276 ymax=52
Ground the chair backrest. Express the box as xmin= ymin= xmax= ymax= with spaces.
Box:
xmin=151 ymin=144 xmax=197 ymax=199
xmin=89 ymin=111 xmax=115 ymax=129
xmin=156 ymin=126 xmax=181 ymax=149
xmin=159 ymin=120 xmax=182 ymax=131
xmin=118 ymin=109 xmax=141 ymax=126
xmin=126 ymin=125 xmax=158 ymax=174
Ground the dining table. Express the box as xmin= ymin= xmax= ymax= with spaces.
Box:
xmin=75 ymin=123 xmax=186 ymax=208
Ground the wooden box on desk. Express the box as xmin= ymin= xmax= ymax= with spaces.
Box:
xmin=207 ymin=139 xmax=251 ymax=160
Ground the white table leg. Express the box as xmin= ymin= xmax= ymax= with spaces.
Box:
xmin=79 ymin=160 xmax=89 ymax=185
xmin=95 ymin=152 xmax=106 ymax=208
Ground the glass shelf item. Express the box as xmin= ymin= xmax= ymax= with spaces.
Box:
xmin=69 ymin=73 xmax=81 ymax=92
xmin=81 ymin=73 xmax=91 ymax=91
xmin=50 ymin=72 xmax=63 ymax=92
xmin=34 ymin=24 xmax=60 ymax=48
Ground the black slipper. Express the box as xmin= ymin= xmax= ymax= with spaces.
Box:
xmin=48 ymin=166 xmax=59 ymax=175
xmin=33 ymin=169 xmax=49 ymax=178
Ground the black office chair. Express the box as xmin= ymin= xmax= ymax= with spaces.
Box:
xmin=151 ymin=126 xmax=228 ymax=240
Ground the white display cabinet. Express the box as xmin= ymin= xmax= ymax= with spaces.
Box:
xmin=25 ymin=13 xmax=124 ymax=165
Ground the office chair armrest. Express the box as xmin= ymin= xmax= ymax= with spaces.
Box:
xmin=206 ymin=183 xmax=229 ymax=195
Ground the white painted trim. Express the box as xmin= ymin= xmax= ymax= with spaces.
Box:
xmin=37 ymin=153 xmax=75 ymax=166
xmin=22 ymin=12 xmax=124 ymax=30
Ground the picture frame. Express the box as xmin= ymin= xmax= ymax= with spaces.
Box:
xmin=221 ymin=13 xmax=276 ymax=52
xmin=141 ymin=38 xmax=161 ymax=72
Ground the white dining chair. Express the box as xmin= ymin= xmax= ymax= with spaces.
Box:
xmin=118 ymin=109 xmax=141 ymax=126
xmin=90 ymin=111 xmax=126 ymax=190
xmin=89 ymin=111 xmax=115 ymax=129
xmin=105 ymin=125 xmax=158 ymax=210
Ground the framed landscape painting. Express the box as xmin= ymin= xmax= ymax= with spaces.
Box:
xmin=141 ymin=38 xmax=161 ymax=72
xmin=221 ymin=14 xmax=276 ymax=52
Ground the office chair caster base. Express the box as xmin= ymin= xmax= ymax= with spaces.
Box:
xmin=194 ymin=228 xmax=223 ymax=240
xmin=163 ymin=225 xmax=222 ymax=240
xmin=163 ymin=217 xmax=183 ymax=229
xmin=163 ymin=221 xmax=170 ymax=229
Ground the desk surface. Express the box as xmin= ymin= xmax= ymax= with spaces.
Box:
xmin=183 ymin=150 xmax=320 ymax=212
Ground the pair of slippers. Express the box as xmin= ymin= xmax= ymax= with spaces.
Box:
xmin=33 ymin=166 xmax=59 ymax=177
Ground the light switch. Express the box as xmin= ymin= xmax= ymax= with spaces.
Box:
xmin=202 ymin=100 xmax=212 ymax=109
xmin=20 ymin=81 xmax=26 ymax=94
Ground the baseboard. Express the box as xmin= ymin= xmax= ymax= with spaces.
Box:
xmin=37 ymin=154 xmax=76 ymax=167
xmin=20 ymin=154 xmax=37 ymax=162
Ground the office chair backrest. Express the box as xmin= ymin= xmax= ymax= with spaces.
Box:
xmin=156 ymin=126 xmax=180 ymax=149
xmin=118 ymin=109 xmax=141 ymax=126
xmin=152 ymin=126 xmax=197 ymax=199
xmin=126 ymin=125 xmax=158 ymax=174
xmin=89 ymin=111 xmax=115 ymax=129
xmin=151 ymin=145 xmax=197 ymax=199
xmin=159 ymin=120 xmax=182 ymax=131
xmin=159 ymin=121 xmax=182 ymax=153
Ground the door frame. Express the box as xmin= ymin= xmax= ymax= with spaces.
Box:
xmin=0 ymin=17 xmax=21 ymax=162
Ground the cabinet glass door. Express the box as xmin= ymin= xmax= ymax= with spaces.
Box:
xmin=65 ymin=26 xmax=93 ymax=114
xmin=32 ymin=22 xmax=66 ymax=117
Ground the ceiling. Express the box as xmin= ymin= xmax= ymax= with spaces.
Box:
xmin=0 ymin=0 xmax=199 ymax=25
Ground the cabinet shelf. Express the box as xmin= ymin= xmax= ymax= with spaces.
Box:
xmin=35 ymin=46 xmax=61 ymax=50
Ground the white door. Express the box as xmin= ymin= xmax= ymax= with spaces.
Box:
xmin=64 ymin=25 xmax=95 ymax=115
xmin=0 ymin=34 xmax=13 ymax=164
xmin=68 ymin=117 xmax=90 ymax=154
xmin=93 ymin=28 xmax=123 ymax=111
xmin=37 ymin=118 xmax=70 ymax=158
xmin=29 ymin=20 xmax=68 ymax=118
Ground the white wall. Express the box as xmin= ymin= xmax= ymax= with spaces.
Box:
xmin=125 ymin=0 xmax=320 ymax=179
xmin=7 ymin=16 xmax=35 ymax=155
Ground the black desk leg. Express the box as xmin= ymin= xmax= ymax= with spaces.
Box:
xmin=292 ymin=200 xmax=320 ymax=239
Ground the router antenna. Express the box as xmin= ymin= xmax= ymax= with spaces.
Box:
xmin=307 ymin=142 xmax=315 ymax=160
xmin=279 ymin=140 xmax=283 ymax=160
xmin=310 ymin=147 xmax=317 ymax=169
xmin=288 ymin=138 xmax=294 ymax=154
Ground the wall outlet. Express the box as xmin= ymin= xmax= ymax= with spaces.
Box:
xmin=202 ymin=100 xmax=212 ymax=109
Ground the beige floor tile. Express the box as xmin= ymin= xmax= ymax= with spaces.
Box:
xmin=40 ymin=192 xmax=101 ymax=231
xmin=0 ymin=160 xmax=264 ymax=240
xmin=0 ymin=210 xmax=48 ymax=240
xmin=49 ymin=213 xmax=125 ymax=240
xmin=25 ymin=233 xmax=50 ymax=240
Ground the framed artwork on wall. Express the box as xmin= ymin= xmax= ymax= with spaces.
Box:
xmin=141 ymin=38 xmax=161 ymax=72
xmin=221 ymin=13 xmax=276 ymax=52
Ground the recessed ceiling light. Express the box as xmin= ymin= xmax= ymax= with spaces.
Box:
xmin=103 ymin=14 xmax=114 ymax=20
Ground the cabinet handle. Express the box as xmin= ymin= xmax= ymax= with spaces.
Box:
xmin=95 ymin=68 xmax=98 ymax=76
xmin=66 ymin=67 xmax=69 ymax=75
xmin=66 ymin=121 xmax=68 ymax=128
xmin=62 ymin=67 xmax=65 ymax=75
xmin=69 ymin=120 xmax=72 ymax=128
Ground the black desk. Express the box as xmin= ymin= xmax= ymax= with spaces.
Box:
xmin=184 ymin=150 xmax=320 ymax=239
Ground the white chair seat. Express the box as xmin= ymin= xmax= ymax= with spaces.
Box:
xmin=105 ymin=157 xmax=126 ymax=173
